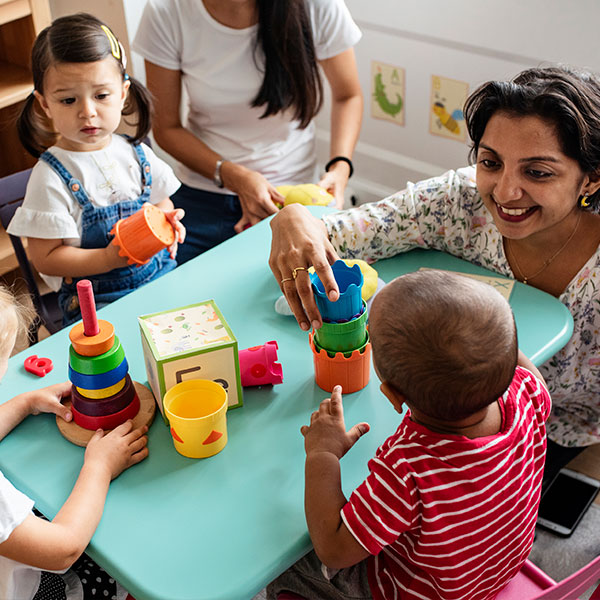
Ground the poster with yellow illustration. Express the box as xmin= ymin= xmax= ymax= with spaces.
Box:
xmin=371 ymin=61 xmax=405 ymax=126
xmin=430 ymin=75 xmax=469 ymax=142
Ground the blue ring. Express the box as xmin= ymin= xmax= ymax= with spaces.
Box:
xmin=69 ymin=357 xmax=129 ymax=390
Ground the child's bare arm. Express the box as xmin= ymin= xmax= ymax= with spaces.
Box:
xmin=517 ymin=349 xmax=548 ymax=390
xmin=0 ymin=420 xmax=148 ymax=571
xmin=0 ymin=383 xmax=72 ymax=442
xmin=302 ymin=386 xmax=370 ymax=569
xmin=27 ymin=238 xmax=129 ymax=278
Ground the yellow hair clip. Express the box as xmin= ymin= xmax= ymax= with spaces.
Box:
xmin=100 ymin=25 xmax=121 ymax=61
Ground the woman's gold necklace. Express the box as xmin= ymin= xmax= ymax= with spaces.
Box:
xmin=506 ymin=211 xmax=582 ymax=285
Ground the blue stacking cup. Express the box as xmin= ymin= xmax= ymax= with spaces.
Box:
xmin=310 ymin=261 xmax=363 ymax=322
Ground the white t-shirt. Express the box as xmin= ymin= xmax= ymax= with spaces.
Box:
xmin=0 ymin=471 xmax=40 ymax=600
xmin=7 ymin=135 xmax=181 ymax=291
xmin=133 ymin=0 xmax=361 ymax=193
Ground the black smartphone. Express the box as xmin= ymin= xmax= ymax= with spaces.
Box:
xmin=536 ymin=468 xmax=600 ymax=537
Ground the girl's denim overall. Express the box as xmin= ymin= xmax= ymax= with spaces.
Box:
xmin=40 ymin=143 xmax=176 ymax=325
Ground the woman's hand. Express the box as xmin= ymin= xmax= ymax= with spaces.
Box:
xmin=268 ymin=204 xmax=341 ymax=330
xmin=221 ymin=162 xmax=283 ymax=232
xmin=318 ymin=161 xmax=351 ymax=209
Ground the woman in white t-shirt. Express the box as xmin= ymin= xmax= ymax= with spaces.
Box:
xmin=133 ymin=0 xmax=363 ymax=264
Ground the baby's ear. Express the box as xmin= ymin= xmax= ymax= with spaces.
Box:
xmin=34 ymin=91 xmax=52 ymax=120
xmin=380 ymin=382 xmax=405 ymax=414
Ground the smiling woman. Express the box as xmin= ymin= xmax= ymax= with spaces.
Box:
xmin=268 ymin=65 xmax=600 ymax=489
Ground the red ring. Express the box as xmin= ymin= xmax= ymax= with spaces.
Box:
xmin=71 ymin=394 xmax=140 ymax=431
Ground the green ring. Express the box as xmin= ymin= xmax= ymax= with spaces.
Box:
xmin=69 ymin=336 xmax=125 ymax=375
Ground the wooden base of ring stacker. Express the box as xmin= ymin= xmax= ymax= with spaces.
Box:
xmin=57 ymin=381 xmax=155 ymax=447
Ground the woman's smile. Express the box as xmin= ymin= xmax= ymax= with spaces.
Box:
xmin=494 ymin=201 xmax=539 ymax=222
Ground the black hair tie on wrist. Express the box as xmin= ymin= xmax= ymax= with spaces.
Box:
xmin=325 ymin=156 xmax=353 ymax=178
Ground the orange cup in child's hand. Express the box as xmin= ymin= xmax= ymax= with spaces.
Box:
xmin=110 ymin=204 xmax=175 ymax=266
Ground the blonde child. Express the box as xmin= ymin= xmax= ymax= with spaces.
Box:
xmin=268 ymin=270 xmax=551 ymax=600
xmin=0 ymin=285 xmax=148 ymax=600
xmin=8 ymin=13 xmax=185 ymax=325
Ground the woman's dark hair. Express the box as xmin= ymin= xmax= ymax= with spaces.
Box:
xmin=17 ymin=13 xmax=152 ymax=157
xmin=464 ymin=66 xmax=600 ymax=208
xmin=251 ymin=0 xmax=323 ymax=128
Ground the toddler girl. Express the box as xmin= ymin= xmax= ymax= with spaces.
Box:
xmin=0 ymin=284 xmax=148 ymax=599
xmin=8 ymin=13 xmax=185 ymax=325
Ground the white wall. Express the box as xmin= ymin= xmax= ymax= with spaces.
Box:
xmin=50 ymin=0 xmax=600 ymax=205
xmin=315 ymin=0 xmax=600 ymax=204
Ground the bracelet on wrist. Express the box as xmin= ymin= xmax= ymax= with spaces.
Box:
xmin=213 ymin=158 xmax=226 ymax=188
xmin=325 ymin=156 xmax=353 ymax=178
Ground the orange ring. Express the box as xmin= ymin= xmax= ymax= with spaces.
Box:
xmin=69 ymin=320 xmax=115 ymax=357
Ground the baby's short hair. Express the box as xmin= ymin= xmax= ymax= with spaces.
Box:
xmin=0 ymin=285 xmax=36 ymax=353
xmin=369 ymin=270 xmax=518 ymax=421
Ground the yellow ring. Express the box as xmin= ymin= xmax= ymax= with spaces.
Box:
xmin=280 ymin=277 xmax=293 ymax=284
xmin=76 ymin=376 xmax=126 ymax=399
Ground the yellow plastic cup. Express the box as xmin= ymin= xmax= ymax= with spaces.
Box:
xmin=163 ymin=380 xmax=228 ymax=458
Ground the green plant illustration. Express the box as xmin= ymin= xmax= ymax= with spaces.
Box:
xmin=373 ymin=72 xmax=403 ymax=117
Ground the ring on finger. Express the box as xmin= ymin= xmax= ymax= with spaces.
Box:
xmin=292 ymin=266 xmax=308 ymax=279
xmin=280 ymin=277 xmax=294 ymax=284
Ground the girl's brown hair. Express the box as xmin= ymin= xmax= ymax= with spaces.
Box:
xmin=17 ymin=13 xmax=152 ymax=157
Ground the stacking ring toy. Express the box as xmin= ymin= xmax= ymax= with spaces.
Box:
xmin=69 ymin=337 xmax=124 ymax=375
xmin=69 ymin=319 xmax=115 ymax=357
xmin=71 ymin=375 xmax=136 ymax=417
xmin=69 ymin=357 xmax=128 ymax=389
xmin=76 ymin=377 xmax=126 ymax=399
xmin=71 ymin=393 xmax=140 ymax=431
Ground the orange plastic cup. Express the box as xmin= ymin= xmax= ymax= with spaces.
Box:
xmin=309 ymin=332 xmax=371 ymax=393
xmin=110 ymin=204 xmax=175 ymax=266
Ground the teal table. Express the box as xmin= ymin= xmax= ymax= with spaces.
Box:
xmin=0 ymin=209 xmax=573 ymax=600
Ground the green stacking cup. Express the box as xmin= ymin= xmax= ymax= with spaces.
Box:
xmin=314 ymin=300 xmax=367 ymax=353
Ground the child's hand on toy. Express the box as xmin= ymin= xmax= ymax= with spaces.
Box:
xmin=163 ymin=208 xmax=186 ymax=259
xmin=24 ymin=382 xmax=73 ymax=421
xmin=301 ymin=385 xmax=369 ymax=460
xmin=318 ymin=166 xmax=348 ymax=209
xmin=84 ymin=421 xmax=148 ymax=481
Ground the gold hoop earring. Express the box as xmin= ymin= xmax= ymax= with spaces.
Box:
xmin=580 ymin=195 xmax=591 ymax=208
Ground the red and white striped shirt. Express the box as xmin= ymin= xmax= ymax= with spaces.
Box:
xmin=341 ymin=366 xmax=550 ymax=600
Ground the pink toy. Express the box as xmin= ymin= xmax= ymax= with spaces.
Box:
xmin=77 ymin=279 xmax=99 ymax=336
xmin=238 ymin=341 xmax=283 ymax=387
xmin=24 ymin=355 xmax=53 ymax=377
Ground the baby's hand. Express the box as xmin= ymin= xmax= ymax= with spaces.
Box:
xmin=301 ymin=385 xmax=369 ymax=460
xmin=105 ymin=239 xmax=131 ymax=269
xmin=26 ymin=382 xmax=72 ymax=422
xmin=84 ymin=421 xmax=148 ymax=480
xmin=163 ymin=208 xmax=186 ymax=260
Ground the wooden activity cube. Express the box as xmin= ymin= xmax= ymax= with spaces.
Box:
xmin=138 ymin=300 xmax=243 ymax=421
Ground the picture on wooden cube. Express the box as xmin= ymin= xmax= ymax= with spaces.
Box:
xmin=371 ymin=61 xmax=405 ymax=126
xmin=138 ymin=300 xmax=243 ymax=422
xmin=429 ymin=75 xmax=469 ymax=142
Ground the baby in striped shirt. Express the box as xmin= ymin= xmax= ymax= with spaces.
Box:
xmin=268 ymin=269 xmax=551 ymax=600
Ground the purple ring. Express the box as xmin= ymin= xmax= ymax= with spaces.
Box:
xmin=71 ymin=374 xmax=136 ymax=416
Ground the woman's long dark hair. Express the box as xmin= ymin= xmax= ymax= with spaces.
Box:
xmin=252 ymin=0 xmax=323 ymax=129
xmin=17 ymin=12 xmax=152 ymax=157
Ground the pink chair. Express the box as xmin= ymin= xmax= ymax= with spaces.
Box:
xmin=277 ymin=556 xmax=600 ymax=600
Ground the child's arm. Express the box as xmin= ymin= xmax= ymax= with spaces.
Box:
xmin=302 ymin=385 xmax=371 ymax=569
xmin=0 ymin=420 xmax=148 ymax=571
xmin=27 ymin=237 xmax=130 ymax=278
xmin=0 ymin=382 xmax=72 ymax=442
xmin=517 ymin=349 xmax=548 ymax=390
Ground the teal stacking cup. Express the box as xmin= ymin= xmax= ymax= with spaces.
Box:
xmin=314 ymin=300 xmax=367 ymax=353
xmin=311 ymin=261 xmax=363 ymax=322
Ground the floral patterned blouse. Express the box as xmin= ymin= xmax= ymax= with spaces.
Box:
xmin=323 ymin=166 xmax=600 ymax=447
